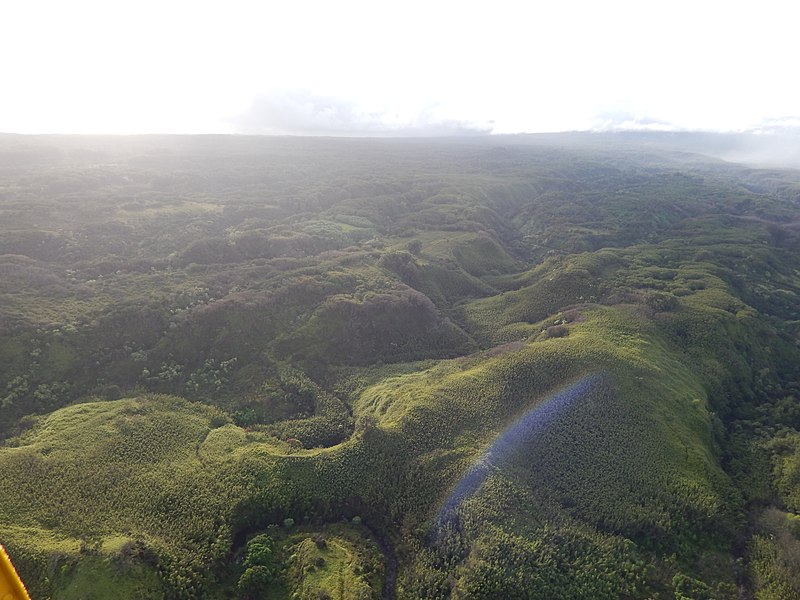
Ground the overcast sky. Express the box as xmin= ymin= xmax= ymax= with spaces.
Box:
xmin=2 ymin=0 xmax=798 ymax=135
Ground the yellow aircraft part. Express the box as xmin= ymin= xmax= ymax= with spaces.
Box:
xmin=0 ymin=545 xmax=31 ymax=600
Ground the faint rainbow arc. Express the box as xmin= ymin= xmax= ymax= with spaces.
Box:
xmin=433 ymin=373 xmax=603 ymax=535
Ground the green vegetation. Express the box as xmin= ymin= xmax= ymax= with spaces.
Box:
xmin=1 ymin=133 xmax=800 ymax=598
xmin=282 ymin=530 xmax=381 ymax=600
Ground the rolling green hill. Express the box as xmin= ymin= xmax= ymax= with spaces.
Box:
xmin=1 ymin=133 xmax=799 ymax=599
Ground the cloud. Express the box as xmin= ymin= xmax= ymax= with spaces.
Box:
xmin=590 ymin=110 xmax=680 ymax=133
xmin=231 ymin=91 xmax=491 ymax=137
xmin=747 ymin=116 xmax=800 ymax=135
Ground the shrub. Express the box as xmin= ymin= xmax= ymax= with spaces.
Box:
xmin=545 ymin=325 xmax=569 ymax=338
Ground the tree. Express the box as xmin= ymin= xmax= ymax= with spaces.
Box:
xmin=245 ymin=534 xmax=275 ymax=569
xmin=237 ymin=534 xmax=278 ymax=599
xmin=237 ymin=566 xmax=273 ymax=599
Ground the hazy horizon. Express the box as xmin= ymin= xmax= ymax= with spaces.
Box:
xmin=3 ymin=1 xmax=798 ymax=137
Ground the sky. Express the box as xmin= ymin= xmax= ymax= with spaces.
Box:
xmin=2 ymin=0 xmax=798 ymax=136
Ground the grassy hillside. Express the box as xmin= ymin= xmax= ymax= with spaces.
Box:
xmin=1 ymin=133 xmax=799 ymax=598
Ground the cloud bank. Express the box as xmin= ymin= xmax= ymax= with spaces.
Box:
xmin=232 ymin=91 xmax=492 ymax=137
